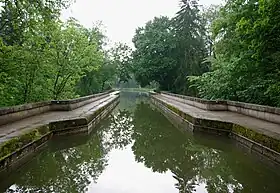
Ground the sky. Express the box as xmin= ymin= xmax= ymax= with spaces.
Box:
xmin=62 ymin=0 xmax=223 ymax=47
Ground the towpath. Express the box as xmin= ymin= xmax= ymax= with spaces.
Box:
xmin=154 ymin=93 xmax=280 ymax=141
xmin=0 ymin=92 xmax=119 ymax=144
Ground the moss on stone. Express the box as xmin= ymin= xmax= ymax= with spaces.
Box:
xmin=232 ymin=124 xmax=280 ymax=153
xmin=49 ymin=118 xmax=88 ymax=131
xmin=0 ymin=127 xmax=47 ymax=160
xmin=165 ymin=103 xmax=194 ymax=123
xmin=152 ymin=95 xmax=280 ymax=154
xmin=197 ymin=119 xmax=233 ymax=131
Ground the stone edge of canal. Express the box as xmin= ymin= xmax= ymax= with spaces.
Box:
xmin=0 ymin=95 xmax=120 ymax=176
xmin=150 ymin=93 xmax=280 ymax=166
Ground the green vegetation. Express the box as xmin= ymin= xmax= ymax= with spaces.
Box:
xmin=132 ymin=1 xmax=208 ymax=94
xmin=0 ymin=0 xmax=131 ymax=107
xmin=132 ymin=0 xmax=280 ymax=106
xmin=1 ymin=0 xmax=279 ymax=107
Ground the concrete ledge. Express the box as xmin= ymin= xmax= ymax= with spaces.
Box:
xmin=151 ymin=97 xmax=232 ymax=135
xmin=0 ymin=131 xmax=53 ymax=174
xmin=161 ymin=91 xmax=280 ymax=124
xmin=0 ymin=95 xmax=119 ymax=174
xmin=151 ymin=95 xmax=280 ymax=165
xmin=0 ymin=90 xmax=113 ymax=126
xmin=50 ymin=96 xmax=120 ymax=135
xmin=51 ymin=90 xmax=112 ymax=111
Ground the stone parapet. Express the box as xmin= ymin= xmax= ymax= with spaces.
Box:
xmin=0 ymin=90 xmax=113 ymax=126
xmin=161 ymin=91 xmax=280 ymax=124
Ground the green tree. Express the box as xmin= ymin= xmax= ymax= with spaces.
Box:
xmin=191 ymin=0 xmax=280 ymax=106
xmin=132 ymin=17 xmax=179 ymax=90
xmin=0 ymin=5 xmax=109 ymax=106
xmin=132 ymin=0 xmax=208 ymax=94
xmin=111 ymin=42 xmax=133 ymax=83
xmin=172 ymin=0 xmax=209 ymax=94
xmin=48 ymin=19 xmax=103 ymax=99
xmin=0 ymin=0 xmax=71 ymax=45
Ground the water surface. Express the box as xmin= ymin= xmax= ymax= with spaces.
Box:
xmin=1 ymin=92 xmax=280 ymax=193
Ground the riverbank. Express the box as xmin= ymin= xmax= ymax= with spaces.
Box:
xmin=150 ymin=92 xmax=280 ymax=165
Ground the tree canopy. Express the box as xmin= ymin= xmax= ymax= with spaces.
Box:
xmin=1 ymin=0 xmax=280 ymax=107
xmin=0 ymin=0 xmax=132 ymax=107
xmin=132 ymin=1 xmax=208 ymax=94
xmin=190 ymin=0 xmax=280 ymax=106
xmin=132 ymin=0 xmax=280 ymax=106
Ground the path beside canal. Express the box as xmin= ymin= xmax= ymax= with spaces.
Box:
xmin=152 ymin=92 xmax=280 ymax=163
xmin=156 ymin=93 xmax=280 ymax=140
xmin=0 ymin=91 xmax=119 ymax=145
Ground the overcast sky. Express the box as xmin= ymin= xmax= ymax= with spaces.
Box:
xmin=62 ymin=0 xmax=223 ymax=47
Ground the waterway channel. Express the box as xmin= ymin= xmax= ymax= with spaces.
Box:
xmin=1 ymin=92 xmax=280 ymax=193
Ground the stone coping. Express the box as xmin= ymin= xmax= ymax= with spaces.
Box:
xmin=50 ymin=90 xmax=112 ymax=105
xmin=227 ymin=100 xmax=280 ymax=114
xmin=161 ymin=91 xmax=227 ymax=105
xmin=161 ymin=91 xmax=280 ymax=115
xmin=0 ymin=101 xmax=51 ymax=116
xmin=0 ymin=90 xmax=113 ymax=116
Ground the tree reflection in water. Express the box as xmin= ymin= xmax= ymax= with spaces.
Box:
xmin=2 ymin=106 xmax=135 ymax=193
xmin=2 ymin=133 xmax=108 ymax=193
xmin=100 ymin=109 xmax=134 ymax=151
xmin=1 ymin=92 xmax=280 ymax=193
xmin=132 ymin=102 xmax=243 ymax=193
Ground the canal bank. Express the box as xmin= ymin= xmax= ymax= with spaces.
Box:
xmin=0 ymin=91 xmax=120 ymax=174
xmin=1 ymin=91 xmax=280 ymax=193
xmin=150 ymin=91 xmax=280 ymax=165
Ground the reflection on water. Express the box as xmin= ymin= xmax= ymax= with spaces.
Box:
xmin=1 ymin=91 xmax=280 ymax=193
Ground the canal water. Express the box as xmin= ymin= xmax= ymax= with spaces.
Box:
xmin=1 ymin=92 xmax=280 ymax=193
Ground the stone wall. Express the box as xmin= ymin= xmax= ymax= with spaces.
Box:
xmin=0 ymin=90 xmax=113 ymax=126
xmin=161 ymin=91 xmax=280 ymax=125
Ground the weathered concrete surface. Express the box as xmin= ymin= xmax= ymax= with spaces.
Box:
xmin=0 ymin=91 xmax=119 ymax=173
xmin=158 ymin=93 xmax=280 ymax=139
xmin=151 ymin=93 xmax=280 ymax=164
xmin=0 ymin=91 xmax=119 ymax=144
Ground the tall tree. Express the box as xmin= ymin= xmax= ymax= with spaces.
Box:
xmin=0 ymin=4 xmax=109 ymax=106
xmin=111 ymin=43 xmax=133 ymax=83
xmin=132 ymin=17 xmax=179 ymax=90
xmin=0 ymin=0 xmax=71 ymax=45
xmin=132 ymin=1 xmax=208 ymax=93
xmin=173 ymin=0 xmax=208 ymax=94
xmin=49 ymin=19 xmax=103 ymax=100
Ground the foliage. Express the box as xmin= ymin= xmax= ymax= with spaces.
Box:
xmin=132 ymin=0 xmax=208 ymax=94
xmin=0 ymin=1 xmax=128 ymax=107
xmin=111 ymin=42 xmax=133 ymax=83
xmin=191 ymin=0 xmax=280 ymax=106
xmin=131 ymin=0 xmax=279 ymax=107
xmin=0 ymin=17 xmax=104 ymax=105
xmin=132 ymin=17 xmax=178 ymax=90
xmin=0 ymin=0 xmax=72 ymax=46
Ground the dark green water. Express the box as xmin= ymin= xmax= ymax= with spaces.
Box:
xmin=1 ymin=92 xmax=280 ymax=193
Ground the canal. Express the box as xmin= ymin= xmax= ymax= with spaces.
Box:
xmin=1 ymin=92 xmax=280 ymax=193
